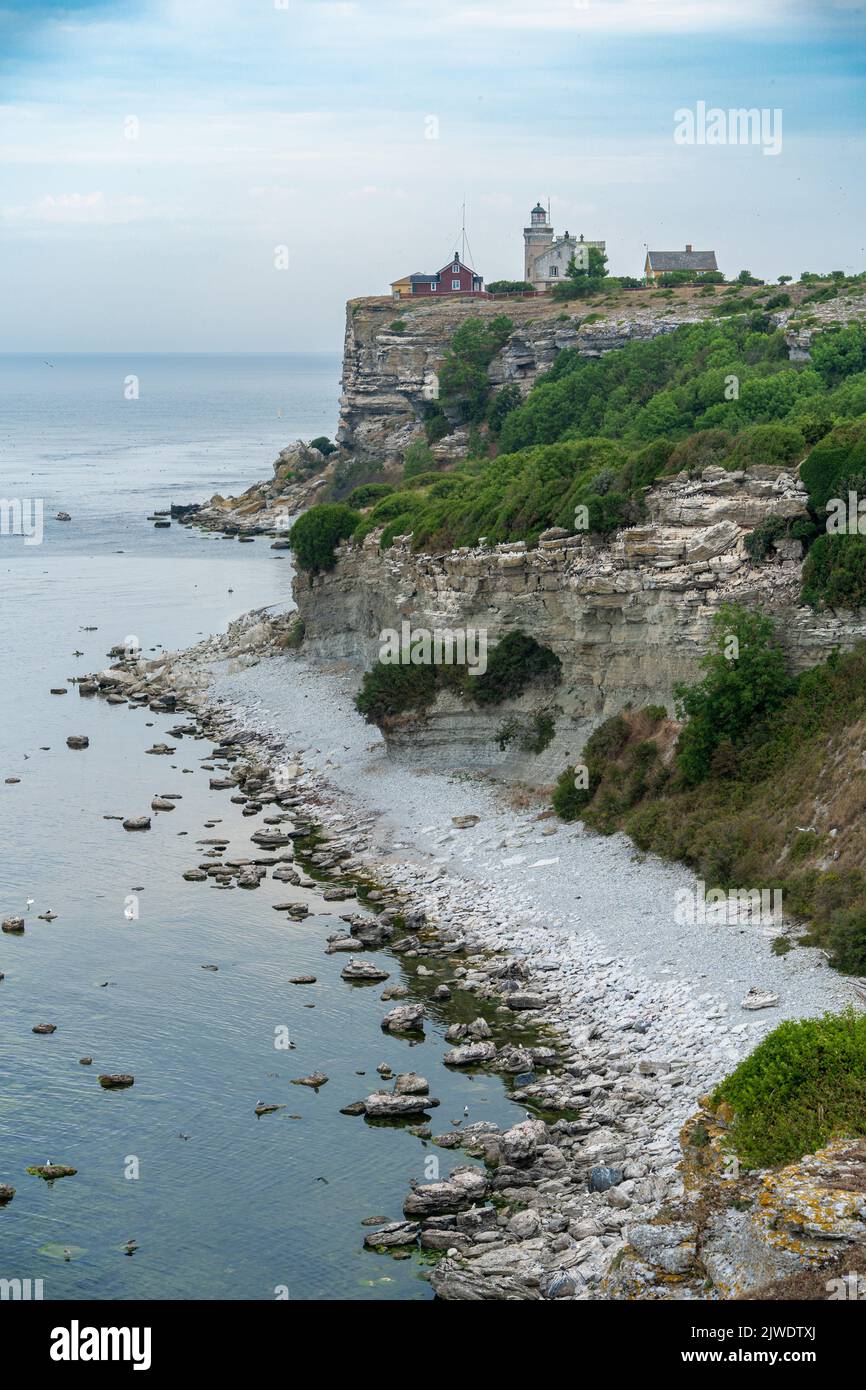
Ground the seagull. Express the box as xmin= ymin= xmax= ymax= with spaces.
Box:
xmin=122 ymin=1239 xmax=138 ymax=1256
xmin=25 ymin=898 xmax=34 ymax=911
xmin=123 ymin=905 xmax=135 ymax=921
xmin=463 ymin=1105 xmax=469 ymax=1118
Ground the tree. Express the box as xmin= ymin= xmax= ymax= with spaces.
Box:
xmin=675 ymin=605 xmax=791 ymax=784
xmin=778 ymin=275 xmax=793 ymax=285
xmin=288 ymin=503 xmax=360 ymax=574
xmin=486 ymin=383 xmax=522 ymax=436
xmin=438 ymin=315 xmax=513 ymax=422
xmin=566 ymin=245 xmax=608 ymax=282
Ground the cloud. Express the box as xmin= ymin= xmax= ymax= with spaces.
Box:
xmin=1 ymin=191 xmax=156 ymax=224
xmin=437 ymin=0 xmax=796 ymax=34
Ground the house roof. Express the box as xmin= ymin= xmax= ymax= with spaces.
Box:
xmin=437 ymin=257 xmax=478 ymax=275
xmin=409 ymin=273 xmax=440 ymax=283
xmin=646 ymin=250 xmax=718 ymax=272
xmin=390 ymin=274 xmax=413 ymax=287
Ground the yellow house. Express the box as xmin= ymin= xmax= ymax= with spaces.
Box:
xmin=390 ymin=275 xmax=414 ymax=300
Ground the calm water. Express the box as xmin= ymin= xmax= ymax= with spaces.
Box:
xmin=0 ymin=354 xmax=529 ymax=1301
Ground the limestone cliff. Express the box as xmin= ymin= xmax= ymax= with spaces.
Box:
xmin=293 ymin=462 xmax=866 ymax=778
xmin=336 ymin=285 xmax=865 ymax=464
xmin=337 ymin=292 xmax=717 ymax=462
xmin=602 ymin=1108 xmax=866 ymax=1300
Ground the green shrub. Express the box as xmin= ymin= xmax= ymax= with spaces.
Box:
xmin=486 ymin=280 xmax=535 ymax=295
xmin=712 ymin=1011 xmax=866 ymax=1168
xmin=355 ymin=662 xmax=439 ymax=722
xmin=309 ymin=436 xmax=337 ymax=456
xmin=666 ymin=430 xmax=733 ymax=475
xmin=810 ymin=324 xmax=866 ymax=383
xmin=552 ymin=765 xmax=597 ymax=820
xmin=388 ymin=319 xmax=405 ymax=334
xmin=827 ymin=909 xmax=866 ymax=973
xmin=726 ymin=422 xmax=805 ymax=471
xmin=584 ymin=713 xmax=630 ymax=763
xmin=347 ymin=483 xmax=394 ymax=508
xmin=472 ymin=632 xmax=561 ymax=706
xmin=800 ymin=417 xmax=866 ymax=511
xmin=282 ymin=616 xmax=305 ymax=650
xmin=486 ymin=383 xmax=523 ymax=436
xmin=423 ymin=406 xmax=451 ymax=443
xmin=675 ymin=605 xmax=792 ymax=784
xmin=744 ymin=516 xmax=788 ymax=562
xmin=801 ymin=534 xmax=866 ymax=609
xmin=354 ymin=630 xmax=560 ymax=726
xmin=288 ymin=503 xmax=360 ymax=574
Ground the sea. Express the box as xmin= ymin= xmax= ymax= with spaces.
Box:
xmin=0 ymin=353 xmax=529 ymax=1301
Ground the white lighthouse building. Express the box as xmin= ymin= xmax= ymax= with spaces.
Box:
xmin=523 ymin=202 xmax=606 ymax=292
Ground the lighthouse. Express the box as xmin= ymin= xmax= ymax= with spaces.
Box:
xmin=523 ymin=202 xmax=553 ymax=283
xmin=523 ymin=199 xmax=606 ymax=291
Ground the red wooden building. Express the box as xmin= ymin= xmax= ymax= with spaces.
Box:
xmin=392 ymin=254 xmax=484 ymax=298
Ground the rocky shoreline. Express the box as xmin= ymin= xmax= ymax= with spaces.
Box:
xmin=67 ymin=607 xmax=866 ymax=1300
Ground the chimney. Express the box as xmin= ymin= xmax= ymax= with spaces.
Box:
xmin=685 ymin=243 xmax=693 ymax=253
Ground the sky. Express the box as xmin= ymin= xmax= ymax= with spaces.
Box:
xmin=1 ymin=0 xmax=865 ymax=351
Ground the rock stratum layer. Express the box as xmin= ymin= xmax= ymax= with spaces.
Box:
xmin=294 ymin=461 xmax=866 ymax=776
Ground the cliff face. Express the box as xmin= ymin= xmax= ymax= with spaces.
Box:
xmin=337 ymin=293 xmax=718 ymax=462
xmin=293 ymin=463 xmax=866 ymax=778
xmin=334 ymin=287 xmax=862 ymax=466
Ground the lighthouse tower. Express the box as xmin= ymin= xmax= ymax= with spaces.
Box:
xmin=523 ymin=201 xmax=553 ymax=283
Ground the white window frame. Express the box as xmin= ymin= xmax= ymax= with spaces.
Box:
xmin=452 ymin=278 xmax=461 ymax=290
xmin=430 ymin=282 xmax=437 ymax=292
xmin=453 ymin=263 xmax=459 ymax=273
xmin=549 ymin=266 xmax=558 ymax=276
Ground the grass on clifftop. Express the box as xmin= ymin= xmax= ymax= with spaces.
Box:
xmin=712 ymin=1011 xmax=866 ymax=1168
xmin=552 ymin=607 xmax=866 ymax=975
